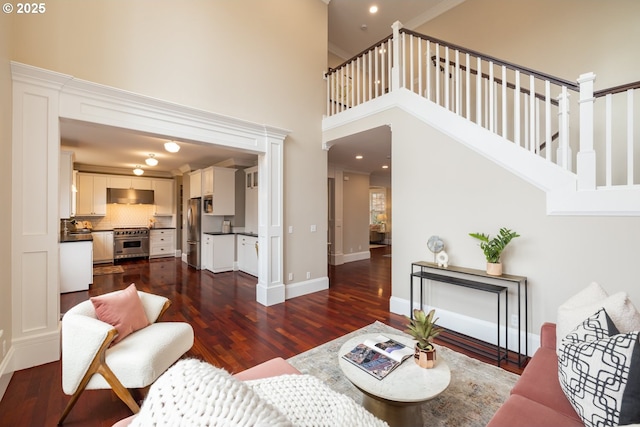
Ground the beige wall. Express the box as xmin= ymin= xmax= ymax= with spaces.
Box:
xmin=10 ymin=0 xmax=328 ymax=286
xmin=342 ymin=172 xmax=370 ymax=255
xmin=0 ymin=9 xmax=12 ymax=369
xmin=416 ymin=0 xmax=640 ymax=89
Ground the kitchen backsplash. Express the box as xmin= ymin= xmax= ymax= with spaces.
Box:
xmin=75 ymin=204 xmax=175 ymax=229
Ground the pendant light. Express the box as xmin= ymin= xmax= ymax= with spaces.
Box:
xmin=145 ymin=153 xmax=158 ymax=166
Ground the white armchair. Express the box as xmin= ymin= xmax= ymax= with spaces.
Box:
xmin=59 ymin=289 xmax=194 ymax=425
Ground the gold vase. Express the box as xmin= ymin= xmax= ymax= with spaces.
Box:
xmin=414 ymin=345 xmax=436 ymax=369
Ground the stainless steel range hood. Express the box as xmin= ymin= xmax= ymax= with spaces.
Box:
xmin=107 ymin=188 xmax=155 ymax=205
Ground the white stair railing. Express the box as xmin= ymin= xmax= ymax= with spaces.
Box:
xmin=325 ymin=21 xmax=640 ymax=190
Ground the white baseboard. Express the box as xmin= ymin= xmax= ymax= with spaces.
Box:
xmin=0 ymin=346 xmax=15 ymax=402
xmin=285 ymin=276 xmax=329 ymax=300
xmin=390 ymin=296 xmax=539 ymax=356
xmin=343 ymin=251 xmax=370 ymax=263
xmin=11 ymin=329 xmax=60 ymax=372
xmin=256 ymin=282 xmax=286 ymax=306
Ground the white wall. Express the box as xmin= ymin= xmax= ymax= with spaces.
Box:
xmin=342 ymin=172 xmax=370 ymax=259
xmin=0 ymin=8 xmax=13 ymax=396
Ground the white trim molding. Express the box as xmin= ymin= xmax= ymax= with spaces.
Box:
xmin=10 ymin=61 xmax=289 ymax=372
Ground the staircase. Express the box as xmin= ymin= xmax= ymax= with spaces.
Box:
xmin=323 ymin=22 xmax=640 ymax=216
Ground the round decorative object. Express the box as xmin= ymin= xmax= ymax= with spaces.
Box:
xmin=427 ymin=236 xmax=444 ymax=254
xmin=436 ymin=250 xmax=449 ymax=268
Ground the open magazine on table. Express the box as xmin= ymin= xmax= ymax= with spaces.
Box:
xmin=341 ymin=335 xmax=413 ymax=380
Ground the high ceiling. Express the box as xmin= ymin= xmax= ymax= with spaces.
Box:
xmin=60 ymin=1 xmax=463 ymax=178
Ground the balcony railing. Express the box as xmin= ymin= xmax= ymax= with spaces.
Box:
xmin=325 ymin=21 xmax=640 ymax=190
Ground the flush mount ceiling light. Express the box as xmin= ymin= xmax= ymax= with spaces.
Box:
xmin=369 ymin=5 xmax=378 ymax=14
xmin=133 ymin=165 xmax=144 ymax=176
xmin=145 ymin=153 xmax=158 ymax=166
xmin=164 ymin=141 xmax=180 ymax=153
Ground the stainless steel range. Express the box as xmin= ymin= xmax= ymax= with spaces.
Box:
xmin=113 ymin=227 xmax=150 ymax=260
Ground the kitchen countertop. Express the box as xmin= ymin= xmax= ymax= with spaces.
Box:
xmin=60 ymin=232 xmax=93 ymax=243
xmin=204 ymin=231 xmax=258 ymax=237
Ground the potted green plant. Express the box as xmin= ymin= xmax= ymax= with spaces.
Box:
xmin=469 ymin=228 xmax=520 ymax=276
xmin=405 ymin=308 xmax=444 ymax=368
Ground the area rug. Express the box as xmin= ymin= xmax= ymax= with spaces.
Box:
xmin=287 ymin=321 xmax=518 ymax=427
xmin=93 ymin=265 xmax=124 ymax=276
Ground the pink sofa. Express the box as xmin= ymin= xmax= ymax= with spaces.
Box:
xmin=112 ymin=357 xmax=301 ymax=427
xmin=487 ymin=323 xmax=583 ymax=427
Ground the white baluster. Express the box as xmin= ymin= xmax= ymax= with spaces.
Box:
xmin=627 ymin=89 xmax=634 ymax=185
xmin=425 ymin=41 xmax=431 ymax=100
xmin=418 ymin=38 xmax=423 ymax=97
xmin=476 ymin=56 xmax=482 ymax=125
xmin=529 ymin=74 xmax=536 ymax=152
xmin=455 ymin=50 xmax=461 ymax=115
xmin=410 ymin=35 xmax=415 ymax=93
xmin=514 ymin=70 xmax=521 ymax=147
xmin=502 ymin=66 xmax=507 ymax=137
xmin=444 ymin=47 xmax=450 ymax=110
xmin=466 ymin=53 xmax=471 ymax=119
xmin=435 ymin=44 xmax=440 ymax=106
xmin=524 ymin=93 xmax=529 ymax=150
xmin=545 ymin=81 xmax=551 ymax=161
xmin=489 ymin=62 xmax=494 ymax=132
xmin=606 ymin=94 xmax=612 ymax=186
xmin=381 ymin=41 xmax=386 ymax=95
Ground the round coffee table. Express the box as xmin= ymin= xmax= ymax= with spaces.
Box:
xmin=339 ymin=333 xmax=450 ymax=427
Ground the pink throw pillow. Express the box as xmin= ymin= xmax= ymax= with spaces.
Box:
xmin=91 ymin=283 xmax=150 ymax=344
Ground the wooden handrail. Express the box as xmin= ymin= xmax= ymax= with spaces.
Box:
xmin=594 ymin=80 xmax=640 ymax=98
xmin=326 ymin=34 xmax=393 ymax=77
xmin=400 ymin=28 xmax=579 ymax=91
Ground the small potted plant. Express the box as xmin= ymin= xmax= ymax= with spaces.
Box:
xmin=469 ymin=227 xmax=520 ymax=276
xmin=405 ymin=308 xmax=443 ymax=369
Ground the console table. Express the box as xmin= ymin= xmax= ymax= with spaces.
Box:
xmin=410 ymin=261 xmax=528 ymax=367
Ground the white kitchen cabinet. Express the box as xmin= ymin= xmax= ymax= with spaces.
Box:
xmin=202 ymin=234 xmax=213 ymax=271
xmin=152 ymin=179 xmax=174 ymax=216
xmin=76 ymin=173 xmax=107 ymax=216
xmin=60 ymin=241 xmax=93 ymax=293
xmin=150 ymin=229 xmax=176 ymax=258
xmin=244 ymin=167 xmax=258 ymax=234
xmin=189 ymin=170 xmax=202 ymax=199
xmin=210 ymin=167 xmax=236 ymax=216
xmin=203 ymin=233 xmax=235 ymax=273
xmin=237 ymin=234 xmax=258 ymax=276
xmin=108 ymin=176 xmax=152 ymax=189
xmin=202 ymin=167 xmax=214 ymax=195
xmin=59 ymin=151 xmax=74 ymax=219
xmin=92 ymin=231 xmax=114 ymax=264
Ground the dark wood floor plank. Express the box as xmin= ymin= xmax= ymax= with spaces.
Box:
xmin=0 ymin=246 xmax=522 ymax=426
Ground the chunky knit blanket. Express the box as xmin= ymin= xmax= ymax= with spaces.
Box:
xmin=131 ymin=359 xmax=388 ymax=427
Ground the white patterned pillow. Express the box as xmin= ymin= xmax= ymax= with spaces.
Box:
xmin=559 ymin=309 xmax=640 ymax=427
xmin=556 ymin=282 xmax=640 ymax=353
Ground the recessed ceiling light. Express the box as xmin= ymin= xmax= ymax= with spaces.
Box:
xmin=145 ymin=153 xmax=158 ymax=166
xmin=382 ymin=165 xmax=389 ymax=169
xmin=369 ymin=5 xmax=378 ymax=14
xmin=164 ymin=141 xmax=180 ymax=153
xmin=355 ymin=155 xmax=363 ymax=160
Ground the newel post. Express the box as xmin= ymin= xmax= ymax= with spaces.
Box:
xmin=576 ymin=72 xmax=597 ymax=190
xmin=391 ymin=21 xmax=403 ymax=92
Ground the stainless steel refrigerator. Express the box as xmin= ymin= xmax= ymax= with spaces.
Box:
xmin=187 ymin=198 xmax=202 ymax=269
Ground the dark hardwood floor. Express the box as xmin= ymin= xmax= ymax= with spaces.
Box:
xmin=0 ymin=246 xmax=523 ymax=427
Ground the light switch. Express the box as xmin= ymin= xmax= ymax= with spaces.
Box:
xmin=288 ymin=226 xmax=293 ymax=233
xmin=310 ymin=224 xmax=317 ymax=232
